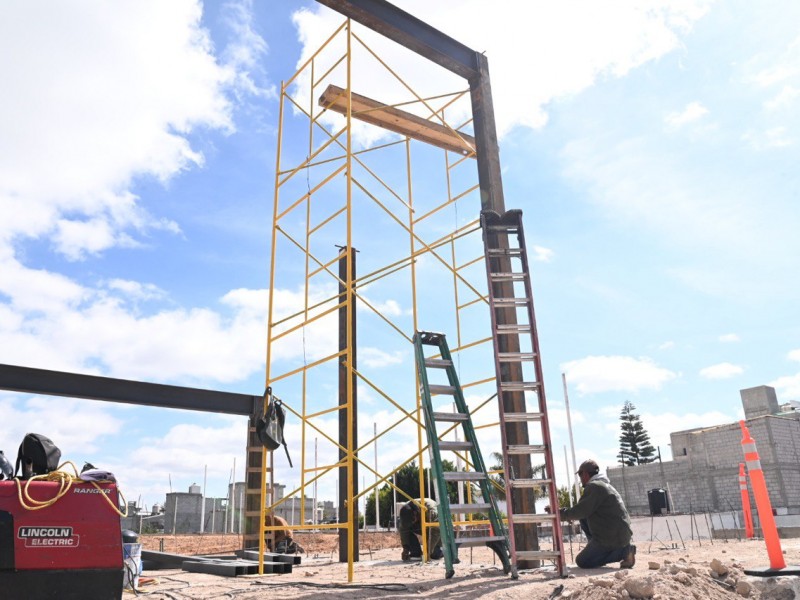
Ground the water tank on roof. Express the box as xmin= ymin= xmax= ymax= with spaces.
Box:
xmin=189 ymin=483 xmax=201 ymax=494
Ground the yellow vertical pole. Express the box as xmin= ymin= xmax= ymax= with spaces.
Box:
xmin=406 ymin=136 xmax=428 ymax=559
xmin=299 ymin=54 xmax=316 ymax=541
xmin=260 ymin=80 xmax=286 ymax=575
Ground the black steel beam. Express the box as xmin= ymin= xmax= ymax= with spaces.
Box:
xmin=470 ymin=53 xmax=505 ymax=211
xmin=317 ymin=0 xmax=505 ymax=212
xmin=316 ymin=0 xmax=479 ymax=80
xmin=0 ymin=363 xmax=260 ymax=416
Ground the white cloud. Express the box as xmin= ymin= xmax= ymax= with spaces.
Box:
xmin=221 ymin=0 xmax=275 ymax=101
xmin=360 ymin=348 xmax=404 ymax=369
xmin=788 ymin=349 xmax=800 ymax=362
xmin=360 ymin=297 xmax=404 ymax=317
xmin=547 ymin=406 xmax=587 ymax=431
xmin=765 ymin=85 xmax=800 ymax=111
xmin=0 ymin=0 xmax=268 ymax=259
xmin=639 ymin=409 xmax=736 ymax=454
xmin=0 ymin=259 xmax=272 ymax=383
xmin=294 ymin=0 xmax=711 ymax=141
xmin=743 ymin=126 xmax=793 ymax=149
xmin=699 ymin=362 xmax=744 ymax=379
xmin=531 ymin=245 xmax=555 ymax=262
xmin=106 ymin=279 xmax=166 ymax=302
xmin=665 ymin=101 xmax=709 ymax=128
xmin=0 ymin=395 xmax=124 ymax=457
xmin=658 ymin=341 xmax=675 ymax=350
xmin=771 ymin=373 xmax=800 ymax=400
xmin=561 ymin=355 xmax=677 ymax=394
xmin=719 ymin=333 xmax=740 ymax=343
xmin=121 ymin=416 xmax=250 ymax=503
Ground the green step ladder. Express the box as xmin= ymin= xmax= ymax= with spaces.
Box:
xmin=413 ymin=330 xmax=515 ymax=579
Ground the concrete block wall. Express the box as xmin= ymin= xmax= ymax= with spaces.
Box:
xmin=164 ymin=492 xmax=203 ymax=533
xmin=741 ymin=385 xmax=779 ymax=419
xmin=609 ymin=414 xmax=800 ymax=516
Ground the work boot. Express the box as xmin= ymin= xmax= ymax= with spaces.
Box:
xmin=401 ymin=548 xmax=411 ymax=561
xmin=620 ymin=544 xmax=636 ymax=569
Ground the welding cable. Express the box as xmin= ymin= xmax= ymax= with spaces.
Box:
xmin=15 ymin=461 xmax=129 ymax=517
xmin=14 ymin=462 xmax=80 ymax=510
xmin=250 ymin=580 xmax=410 ymax=592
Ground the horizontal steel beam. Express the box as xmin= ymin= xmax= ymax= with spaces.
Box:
xmin=0 ymin=363 xmax=261 ymax=416
xmin=316 ymin=0 xmax=480 ymax=80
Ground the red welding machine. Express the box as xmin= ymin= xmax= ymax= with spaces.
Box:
xmin=0 ymin=479 xmax=124 ymax=599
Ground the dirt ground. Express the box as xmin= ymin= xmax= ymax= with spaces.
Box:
xmin=136 ymin=529 xmax=800 ymax=599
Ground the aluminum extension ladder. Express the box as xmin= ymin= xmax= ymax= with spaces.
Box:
xmin=481 ymin=208 xmax=565 ymax=576
xmin=413 ymin=330 xmax=514 ymax=579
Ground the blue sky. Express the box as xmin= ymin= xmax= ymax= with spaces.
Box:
xmin=2 ymin=0 xmax=799 ymax=511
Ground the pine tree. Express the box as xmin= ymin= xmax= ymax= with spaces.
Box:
xmin=618 ymin=400 xmax=657 ymax=466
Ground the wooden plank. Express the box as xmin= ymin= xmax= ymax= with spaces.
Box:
xmin=319 ymin=84 xmax=476 ymax=156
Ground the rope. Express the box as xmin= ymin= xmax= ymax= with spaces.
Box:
xmin=14 ymin=461 xmax=128 ymax=516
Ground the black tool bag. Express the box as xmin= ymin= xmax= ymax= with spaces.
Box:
xmin=256 ymin=388 xmax=292 ymax=467
xmin=15 ymin=433 xmax=61 ymax=478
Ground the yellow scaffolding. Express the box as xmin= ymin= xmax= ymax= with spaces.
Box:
xmin=259 ymin=18 xmax=507 ymax=581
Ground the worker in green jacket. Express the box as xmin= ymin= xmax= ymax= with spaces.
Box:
xmin=398 ymin=498 xmax=443 ymax=561
xmin=559 ymin=459 xmax=636 ymax=569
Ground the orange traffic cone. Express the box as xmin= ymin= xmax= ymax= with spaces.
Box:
xmin=739 ymin=420 xmax=800 ymax=576
xmin=738 ymin=463 xmax=754 ymax=539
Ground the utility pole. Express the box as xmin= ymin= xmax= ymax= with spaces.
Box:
xmin=374 ymin=423 xmax=379 ymax=530
xmin=201 ymin=465 xmax=207 ymax=534
xmin=314 ymin=437 xmax=318 ymax=527
xmin=562 ymin=373 xmax=581 ymax=507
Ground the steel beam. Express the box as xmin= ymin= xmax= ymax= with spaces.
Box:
xmin=316 ymin=0 xmax=505 ymax=212
xmin=316 ymin=0 xmax=479 ymax=79
xmin=0 ymin=364 xmax=261 ymax=416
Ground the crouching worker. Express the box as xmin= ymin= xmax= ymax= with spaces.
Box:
xmin=398 ymin=498 xmax=443 ymax=561
xmin=559 ymin=459 xmax=636 ymax=569
xmin=264 ymin=513 xmax=305 ymax=554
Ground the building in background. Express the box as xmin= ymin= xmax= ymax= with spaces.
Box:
xmin=122 ymin=482 xmax=309 ymax=534
xmin=607 ymin=386 xmax=800 ymax=518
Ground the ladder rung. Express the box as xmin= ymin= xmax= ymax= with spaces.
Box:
xmin=497 ymin=324 xmax=531 ymax=334
xmin=498 ymin=352 xmax=537 ymax=362
xmin=516 ymin=550 xmax=562 ymax=561
xmin=507 ymin=444 xmax=547 ymax=455
xmin=503 ymin=412 xmax=543 ymax=423
xmin=428 ymin=384 xmax=456 ymax=395
xmin=439 ymin=441 xmax=473 ymax=451
xmin=424 ymin=358 xmax=452 ymax=368
xmin=449 ymin=503 xmax=491 ymax=513
xmin=432 ymin=411 xmax=468 ymax=422
xmin=455 ymin=535 xmax=506 ymax=547
xmin=487 ymin=248 xmax=523 ymax=257
xmin=500 ymin=381 xmax=541 ymax=392
xmin=509 ymin=478 xmax=553 ymax=488
xmin=443 ymin=471 xmax=486 ymax=482
xmin=492 ymin=297 xmax=530 ymax=306
xmin=490 ymin=272 xmax=527 ymax=282
xmin=511 ymin=513 xmax=557 ymax=525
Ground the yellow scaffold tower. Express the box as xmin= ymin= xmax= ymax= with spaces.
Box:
xmin=254 ymin=11 xmax=558 ymax=581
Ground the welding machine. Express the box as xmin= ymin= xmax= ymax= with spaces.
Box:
xmin=0 ymin=479 xmax=124 ymax=599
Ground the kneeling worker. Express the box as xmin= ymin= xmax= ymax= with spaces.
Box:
xmin=398 ymin=498 xmax=443 ymax=561
xmin=559 ymin=459 xmax=636 ymax=569
xmin=264 ymin=513 xmax=304 ymax=554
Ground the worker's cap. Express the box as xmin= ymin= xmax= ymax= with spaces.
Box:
xmin=577 ymin=459 xmax=600 ymax=476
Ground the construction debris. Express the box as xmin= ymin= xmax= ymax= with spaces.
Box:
xmin=551 ymin=555 xmax=790 ymax=599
